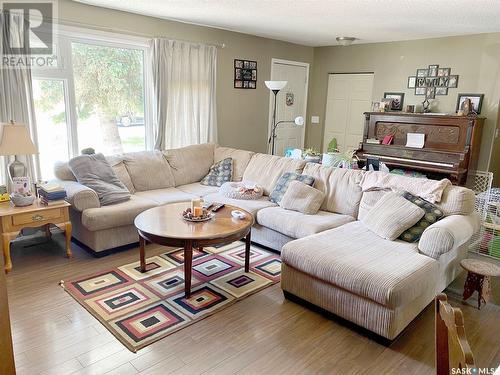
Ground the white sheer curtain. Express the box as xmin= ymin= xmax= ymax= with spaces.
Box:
xmin=0 ymin=12 xmax=40 ymax=186
xmin=150 ymin=39 xmax=217 ymax=150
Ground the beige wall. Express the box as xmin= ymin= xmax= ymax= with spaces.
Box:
xmin=57 ymin=0 xmax=314 ymax=154
xmin=307 ymin=33 xmax=500 ymax=182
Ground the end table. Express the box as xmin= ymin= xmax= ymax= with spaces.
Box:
xmin=0 ymin=200 xmax=72 ymax=273
xmin=461 ymin=258 xmax=500 ymax=309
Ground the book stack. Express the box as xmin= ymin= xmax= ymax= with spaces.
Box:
xmin=38 ymin=183 xmax=67 ymax=206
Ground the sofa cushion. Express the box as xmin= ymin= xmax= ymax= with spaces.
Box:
xmin=257 ymin=207 xmax=354 ymax=239
xmin=134 ymin=188 xmax=196 ymax=205
xmin=303 ymin=164 xmax=364 ymax=217
xmin=242 ymin=153 xmax=306 ymax=195
xmin=106 ymin=155 xmax=135 ymax=194
xmin=281 ymin=221 xmax=438 ymax=308
xmin=176 ymin=182 xmax=220 ymax=197
xmin=204 ymin=192 xmax=277 ymax=216
xmin=163 ymin=143 xmax=216 ymax=186
xmin=123 ymin=151 xmax=175 ymax=191
xmin=279 ymin=181 xmax=325 ymax=215
xmin=82 ymin=195 xmax=157 ymax=231
xmin=269 ymin=172 xmax=315 ymax=204
xmin=436 ymin=185 xmax=475 ymax=216
xmin=358 ymin=190 xmax=390 ymax=220
xmin=214 ymin=146 xmax=254 ymax=182
xmin=361 ymin=192 xmax=425 ymax=241
xmin=200 ymin=158 xmax=233 ymax=187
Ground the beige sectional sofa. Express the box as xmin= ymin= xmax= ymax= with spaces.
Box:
xmin=55 ymin=143 xmax=478 ymax=340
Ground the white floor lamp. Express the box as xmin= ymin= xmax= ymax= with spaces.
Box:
xmin=265 ymin=81 xmax=304 ymax=155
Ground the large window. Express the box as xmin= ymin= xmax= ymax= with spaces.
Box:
xmin=32 ymin=30 xmax=150 ymax=179
xmin=32 ymin=79 xmax=70 ymax=179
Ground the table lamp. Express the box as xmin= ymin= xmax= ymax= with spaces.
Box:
xmin=0 ymin=121 xmax=38 ymax=182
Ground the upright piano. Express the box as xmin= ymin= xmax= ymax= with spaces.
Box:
xmin=355 ymin=112 xmax=484 ymax=185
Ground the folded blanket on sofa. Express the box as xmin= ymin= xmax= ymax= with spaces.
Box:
xmin=69 ymin=153 xmax=131 ymax=206
xmin=359 ymin=171 xmax=451 ymax=203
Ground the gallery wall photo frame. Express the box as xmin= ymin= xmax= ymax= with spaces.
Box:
xmin=234 ymin=59 xmax=257 ymax=89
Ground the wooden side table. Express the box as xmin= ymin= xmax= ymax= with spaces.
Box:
xmin=461 ymin=258 xmax=500 ymax=309
xmin=0 ymin=200 xmax=72 ymax=273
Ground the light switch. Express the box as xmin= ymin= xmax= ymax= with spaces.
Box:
xmin=311 ymin=116 xmax=320 ymax=124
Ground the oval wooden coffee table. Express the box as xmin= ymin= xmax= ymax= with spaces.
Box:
xmin=134 ymin=202 xmax=254 ymax=297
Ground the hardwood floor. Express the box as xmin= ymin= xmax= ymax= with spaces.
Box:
xmin=4 ymin=229 xmax=500 ymax=375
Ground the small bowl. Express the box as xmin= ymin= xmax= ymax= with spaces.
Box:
xmin=10 ymin=193 xmax=35 ymax=207
xmin=231 ymin=210 xmax=246 ymax=220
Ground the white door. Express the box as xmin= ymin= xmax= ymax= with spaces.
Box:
xmin=323 ymin=73 xmax=374 ymax=153
xmin=268 ymin=59 xmax=309 ymax=156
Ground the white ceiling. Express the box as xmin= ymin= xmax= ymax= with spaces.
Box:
xmin=74 ymin=0 xmax=500 ymax=47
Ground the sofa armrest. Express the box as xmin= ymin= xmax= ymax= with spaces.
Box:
xmin=418 ymin=212 xmax=480 ymax=259
xmin=58 ymin=180 xmax=100 ymax=211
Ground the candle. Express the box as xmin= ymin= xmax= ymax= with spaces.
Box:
xmin=193 ymin=206 xmax=203 ymax=217
xmin=191 ymin=198 xmax=201 ymax=212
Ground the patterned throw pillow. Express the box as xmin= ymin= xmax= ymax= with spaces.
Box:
xmin=200 ymin=158 xmax=233 ymax=187
xmin=269 ymin=172 xmax=315 ymax=204
xmin=399 ymin=191 xmax=444 ymax=242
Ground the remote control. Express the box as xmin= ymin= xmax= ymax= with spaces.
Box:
xmin=211 ymin=203 xmax=225 ymax=212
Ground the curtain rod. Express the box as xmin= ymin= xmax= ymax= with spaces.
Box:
xmin=55 ymin=17 xmax=226 ymax=48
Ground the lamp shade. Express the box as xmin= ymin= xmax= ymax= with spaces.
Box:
xmin=0 ymin=123 xmax=38 ymax=155
xmin=265 ymin=81 xmax=287 ymax=91
xmin=294 ymin=116 xmax=304 ymax=126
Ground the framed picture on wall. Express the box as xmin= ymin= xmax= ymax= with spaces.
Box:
xmin=428 ymin=64 xmax=439 ymax=77
xmin=448 ymin=75 xmax=459 ymax=88
xmin=407 ymin=76 xmax=416 ymax=88
xmin=383 ymin=92 xmax=405 ymax=111
xmin=234 ymin=59 xmax=257 ymax=89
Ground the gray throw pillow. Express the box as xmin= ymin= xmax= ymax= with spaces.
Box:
xmin=361 ymin=191 xmax=425 ymax=240
xmin=280 ymin=180 xmax=325 ymax=215
xmin=69 ymin=153 xmax=131 ymax=206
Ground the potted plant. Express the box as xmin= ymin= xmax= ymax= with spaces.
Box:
xmin=303 ymin=148 xmax=321 ymax=163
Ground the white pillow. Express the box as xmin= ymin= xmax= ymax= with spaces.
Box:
xmin=280 ymin=180 xmax=325 ymax=215
xmin=361 ymin=192 xmax=425 ymax=240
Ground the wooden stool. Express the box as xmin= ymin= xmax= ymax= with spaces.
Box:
xmin=460 ymin=259 xmax=500 ymax=309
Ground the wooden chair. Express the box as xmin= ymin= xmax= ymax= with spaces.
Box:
xmin=435 ymin=293 xmax=475 ymax=375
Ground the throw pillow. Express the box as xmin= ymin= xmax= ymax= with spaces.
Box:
xmin=399 ymin=191 xmax=444 ymax=242
xmin=68 ymin=153 xmax=131 ymax=206
xmin=269 ymin=172 xmax=315 ymax=204
xmin=280 ymin=180 xmax=325 ymax=215
xmin=200 ymin=158 xmax=233 ymax=187
xmin=361 ymin=191 xmax=425 ymax=240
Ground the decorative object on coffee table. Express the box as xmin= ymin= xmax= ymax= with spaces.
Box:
xmin=134 ymin=202 xmax=253 ymax=297
xmin=461 ymin=258 xmax=500 ymax=309
xmin=219 ymin=182 xmax=263 ymax=200
xmin=1 ymin=200 xmax=72 ymax=273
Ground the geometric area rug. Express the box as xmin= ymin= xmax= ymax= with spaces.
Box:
xmin=60 ymin=241 xmax=281 ymax=352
